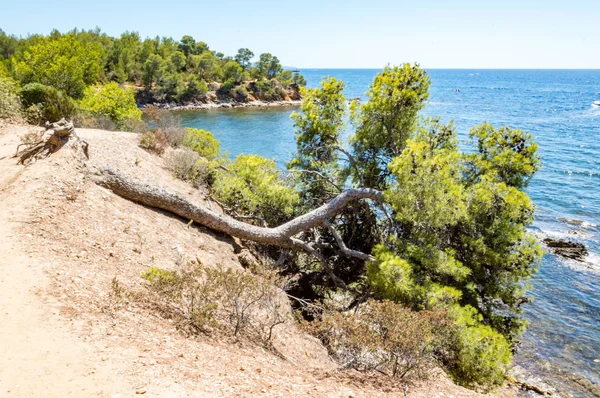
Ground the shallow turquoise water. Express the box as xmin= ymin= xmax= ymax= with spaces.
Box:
xmin=178 ymin=69 xmax=600 ymax=396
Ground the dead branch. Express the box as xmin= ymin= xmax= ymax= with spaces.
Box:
xmin=14 ymin=119 xmax=88 ymax=165
xmin=323 ymin=220 xmax=375 ymax=262
xmin=95 ymin=168 xmax=384 ymax=286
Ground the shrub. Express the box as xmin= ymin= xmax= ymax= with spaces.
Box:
xmin=164 ymin=147 xmax=214 ymax=186
xmin=20 ymin=83 xmax=76 ymax=123
xmin=72 ymin=112 xmax=117 ymax=131
xmin=443 ymin=305 xmax=512 ymax=391
xmin=212 ymin=154 xmax=300 ymax=226
xmin=182 ymin=128 xmax=220 ymax=159
xmin=142 ymin=106 xmax=187 ymax=146
xmin=233 ymin=85 xmax=249 ymax=101
xmin=306 ymin=300 xmax=452 ymax=380
xmin=142 ymin=262 xmax=287 ymax=342
xmin=0 ymin=76 xmax=21 ymax=120
xmin=139 ymin=129 xmax=169 ymax=155
xmin=13 ymin=34 xmax=103 ymax=99
xmin=78 ymin=82 xmax=142 ymax=128
xmin=179 ymin=75 xmax=208 ymax=102
xmin=23 ymin=105 xmax=43 ymax=124
xmin=218 ymin=78 xmax=236 ymax=95
xmin=122 ymin=117 xmax=148 ymax=134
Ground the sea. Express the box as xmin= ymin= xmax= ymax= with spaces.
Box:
xmin=177 ymin=69 xmax=600 ymax=397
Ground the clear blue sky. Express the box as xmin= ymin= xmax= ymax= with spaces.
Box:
xmin=1 ymin=0 xmax=599 ymax=68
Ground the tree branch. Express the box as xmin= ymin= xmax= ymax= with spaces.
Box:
xmin=95 ymin=168 xmax=383 ymax=286
xmin=283 ymin=169 xmax=342 ymax=192
xmin=323 ymin=220 xmax=374 ymax=262
xmin=333 ymin=145 xmax=366 ymax=187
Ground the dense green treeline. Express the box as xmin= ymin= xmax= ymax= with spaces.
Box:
xmin=0 ymin=27 xmax=305 ymax=124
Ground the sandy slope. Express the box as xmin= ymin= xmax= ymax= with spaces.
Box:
xmin=0 ymin=123 xmax=513 ymax=397
xmin=0 ymin=126 xmax=128 ymax=396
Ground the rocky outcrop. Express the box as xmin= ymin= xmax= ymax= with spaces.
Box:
xmin=543 ymin=238 xmax=588 ymax=262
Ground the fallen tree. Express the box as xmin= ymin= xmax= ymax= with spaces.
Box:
xmin=95 ymin=167 xmax=382 ymax=285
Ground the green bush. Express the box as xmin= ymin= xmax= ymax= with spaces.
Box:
xmin=78 ymin=82 xmax=142 ymax=128
xmin=164 ymin=147 xmax=215 ymax=186
xmin=218 ymin=78 xmax=236 ymax=95
xmin=20 ymin=83 xmax=76 ymax=123
xmin=13 ymin=34 xmax=103 ymax=99
xmin=212 ymin=154 xmax=299 ymax=226
xmin=253 ymin=79 xmax=280 ymax=101
xmin=182 ymin=128 xmax=220 ymax=159
xmin=444 ymin=306 xmax=512 ymax=390
xmin=233 ymin=85 xmax=249 ymax=101
xmin=179 ymin=75 xmax=208 ymax=102
xmin=0 ymin=76 xmax=21 ymax=120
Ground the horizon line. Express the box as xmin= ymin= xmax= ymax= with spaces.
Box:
xmin=292 ymin=67 xmax=600 ymax=71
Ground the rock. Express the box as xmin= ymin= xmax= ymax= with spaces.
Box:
xmin=543 ymin=238 xmax=588 ymax=261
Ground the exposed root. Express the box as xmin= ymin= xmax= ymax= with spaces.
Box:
xmin=15 ymin=119 xmax=89 ymax=165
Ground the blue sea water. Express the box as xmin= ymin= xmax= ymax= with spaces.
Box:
xmin=178 ymin=69 xmax=600 ymax=396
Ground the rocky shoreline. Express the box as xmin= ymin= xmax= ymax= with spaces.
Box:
xmin=143 ymin=99 xmax=302 ymax=111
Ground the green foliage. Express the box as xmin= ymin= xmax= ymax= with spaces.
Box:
xmin=179 ymin=75 xmax=208 ymax=102
xmin=2 ymin=29 xmax=302 ymax=108
xmin=255 ymin=53 xmax=282 ymax=79
xmin=445 ymin=305 xmax=512 ymax=390
xmin=286 ymin=65 xmax=542 ymax=389
xmin=20 ymin=83 xmax=76 ymax=123
xmin=218 ymin=78 xmax=236 ymax=95
xmin=466 ymin=123 xmax=541 ymax=188
xmin=350 ymin=64 xmax=430 ymax=189
xmin=233 ymin=85 xmax=249 ymax=101
xmin=222 ymin=61 xmax=244 ymax=83
xmin=234 ymin=48 xmax=254 ymax=69
xmin=178 ymin=35 xmax=197 ymax=56
xmin=0 ymin=75 xmax=21 ymax=119
xmin=293 ymin=72 xmax=307 ymax=86
xmin=156 ymin=72 xmax=185 ymax=101
xmin=385 ymin=125 xmax=467 ymax=230
xmin=277 ymin=70 xmax=294 ymax=86
xmin=196 ymin=52 xmax=222 ymax=82
xmin=288 ymin=77 xmax=346 ymax=206
xmin=182 ymin=128 xmax=220 ymax=160
xmin=213 ymin=154 xmax=300 ymax=226
xmin=170 ymin=51 xmax=186 ymax=72
xmin=13 ymin=34 xmax=103 ymax=99
xmin=78 ymin=82 xmax=142 ymax=128
xmin=252 ymin=79 xmax=276 ymax=100
xmin=142 ymin=54 xmax=165 ymax=90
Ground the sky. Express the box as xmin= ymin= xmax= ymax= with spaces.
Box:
xmin=1 ymin=0 xmax=599 ymax=69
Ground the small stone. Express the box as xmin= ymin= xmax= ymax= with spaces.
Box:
xmin=135 ymin=389 xmax=146 ymax=394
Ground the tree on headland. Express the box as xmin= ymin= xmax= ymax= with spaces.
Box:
xmin=97 ymin=63 xmax=541 ymax=390
xmin=234 ymin=48 xmax=254 ymax=70
xmin=256 ymin=53 xmax=283 ymax=79
xmin=0 ymin=28 xmax=306 ymax=120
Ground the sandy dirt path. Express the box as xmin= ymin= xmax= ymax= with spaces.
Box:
xmin=0 ymin=130 xmax=125 ymax=397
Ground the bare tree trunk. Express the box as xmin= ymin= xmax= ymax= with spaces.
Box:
xmin=15 ymin=119 xmax=88 ymax=165
xmin=95 ymin=168 xmax=382 ymax=281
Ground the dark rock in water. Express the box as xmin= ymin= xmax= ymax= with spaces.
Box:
xmin=543 ymin=238 xmax=589 ymax=261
